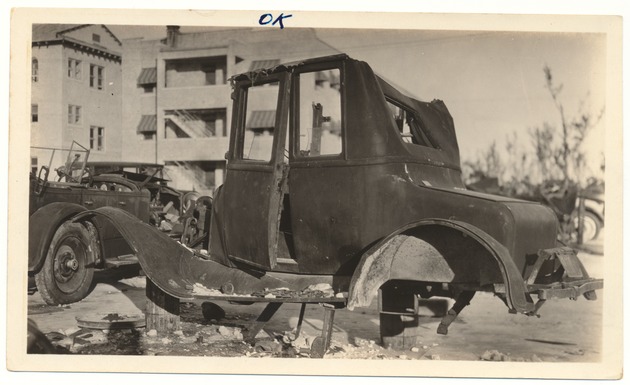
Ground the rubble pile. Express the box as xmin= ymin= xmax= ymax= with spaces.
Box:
xmin=479 ymin=349 xmax=545 ymax=362
xmin=252 ymin=283 xmax=337 ymax=299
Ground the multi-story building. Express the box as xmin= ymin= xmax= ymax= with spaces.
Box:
xmin=122 ymin=26 xmax=340 ymax=194
xmin=30 ymin=24 xmax=122 ymax=173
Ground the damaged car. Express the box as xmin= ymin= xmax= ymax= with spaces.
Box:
xmin=29 ymin=143 xmax=203 ymax=305
xmin=67 ymin=54 xmax=602 ymax=352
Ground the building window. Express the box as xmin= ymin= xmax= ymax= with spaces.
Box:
xmin=90 ymin=64 xmax=104 ymax=90
xmin=31 ymin=104 xmax=38 ymax=123
xmin=31 ymin=157 xmax=38 ymax=174
xmin=92 ymin=33 xmax=101 ymax=43
xmin=67 ymin=58 xmax=81 ymax=79
xmin=165 ymin=56 xmax=227 ymax=88
xmin=90 ymin=126 xmax=105 ymax=151
xmin=31 ymin=58 xmax=38 ymax=83
xmin=67 ymin=105 xmax=81 ymax=125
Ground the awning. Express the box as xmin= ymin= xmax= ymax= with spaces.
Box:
xmin=249 ymin=59 xmax=280 ymax=71
xmin=246 ymin=110 xmax=276 ymax=130
xmin=137 ymin=67 xmax=157 ymax=85
xmin=137 ymin=115 xmax=157 ymax=134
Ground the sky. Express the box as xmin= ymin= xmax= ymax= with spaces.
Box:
xmin=316 ymin=29 xmax=606 ymax=173
xmin=109 ymin=24 xmax=607 ymax=182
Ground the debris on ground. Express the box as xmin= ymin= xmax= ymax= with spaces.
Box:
xmin=254 ymin=339 xmax=283 ymax=354
xmin=281 ymin=330 xmax=313 ymax=352
xmin=218 ymin=325 xmax=243 ymax=340
xmin=480 ymin=349 xmax=512 ymax=361
xmin=118 ymin=276 xmax=146 ymax=288
xmin=29 ymin=298 xmax=586 ymax=360
xmin=76 ymin=313 xmax=145 ymax=330
xmin=480 ymin=349 xmax=546 ymax=362
xmin=64 ymin=326 xmax=81 ymax=336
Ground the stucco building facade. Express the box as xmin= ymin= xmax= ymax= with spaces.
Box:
xmin=122 ymin=27 xmax=340 ymax=194
xmin=30 ymin=25 xmax=341 ymax=194
xmin=30 ymin=24 xmax=122 ymax=173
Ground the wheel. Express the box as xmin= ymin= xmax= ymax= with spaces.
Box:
xmin=34 ymin=222 xmax=96 ymax=305
xmin=575 ymin=210 xmax=603 ymax=242
xmin=182 ymin=191 xmax=201 ymax=213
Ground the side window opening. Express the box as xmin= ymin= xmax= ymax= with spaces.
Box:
xmin=386 ymin=98 xmax=434 ymax=148
xmin=239 ymin=78 xmax=281 ymax=162
xmin=296 ymin=68 xmax=342 ymax=157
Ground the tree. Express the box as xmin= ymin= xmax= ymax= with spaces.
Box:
xmin=530 ymin=65 xmax=604 ymax=186
xmin=463 ymin=65 xmax=603 ymax=194
xmin=503 ymin=131 xmax=535 ymax=197
xmin=462 ymin=140 xmax=504 ymax=185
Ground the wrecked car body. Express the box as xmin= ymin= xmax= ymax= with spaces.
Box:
xmin=28 ymin=144 xmax=195 ymax=305
xmin=70 ymin=54 xmax=602 ymax=349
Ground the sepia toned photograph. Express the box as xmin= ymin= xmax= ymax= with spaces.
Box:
xmin=6 ymin=6 xmax=623 ymax=381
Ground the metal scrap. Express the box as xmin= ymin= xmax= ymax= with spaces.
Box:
xmin=252 ymin=283 xmax=336 ymax=299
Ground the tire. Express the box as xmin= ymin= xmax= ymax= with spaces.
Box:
xmin=575 ymin=210 xmax=603 ymax=242
xmin=27 ymin=319 xmax=55 ymax=354
xmin=34 ymin=222 xmax=96 ymax=305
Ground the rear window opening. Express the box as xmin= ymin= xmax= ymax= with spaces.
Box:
xmin=386 ymin=98 xmax=435 ymax=148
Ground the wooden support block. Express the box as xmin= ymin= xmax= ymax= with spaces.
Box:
xmin=380 ymin=313 xmax=422 ymax=350
xmin=310 ymin=303 xmax=336 ymax=358
xmin=145 ymin=278 xmax=180 ymax=334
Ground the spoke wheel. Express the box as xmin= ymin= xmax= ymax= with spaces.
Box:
xmin=573 ymin=211 xmax=603 ymax=242
xmin=35 ymin=222 xmax=96 ymax=305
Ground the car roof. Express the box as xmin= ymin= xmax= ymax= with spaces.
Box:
xmin=230 ymin=53 xmax=350 ymax=82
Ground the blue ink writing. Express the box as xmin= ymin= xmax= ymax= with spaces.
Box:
xmin=258 ymin=13 xmax=293 ymax=29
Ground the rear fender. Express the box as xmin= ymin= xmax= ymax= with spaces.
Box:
xmin=72 ymin=206 xmax=196 ymax=299
xmin=29 ymin=202 xmax=88 ymax=272
xmin=347 ymin=219 xmax=535 ymax=313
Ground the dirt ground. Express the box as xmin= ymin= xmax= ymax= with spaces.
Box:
xmin=26 ymin=239 xmax=604 ymax=362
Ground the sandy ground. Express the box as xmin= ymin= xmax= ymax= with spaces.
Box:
xmin=26 ymin=238 xmax=604 ymax=362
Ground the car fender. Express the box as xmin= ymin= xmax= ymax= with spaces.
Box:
xmin=347 ymin=218 xmax=535 ymax=314
xmin=584 ymin=206 xmax=604 ymax=225
xmin=72 ymin=206 xmax=196 ymax=299
xmin=29 ymin=202 xmax=89 ymax=272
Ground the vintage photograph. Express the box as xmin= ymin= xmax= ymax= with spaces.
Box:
xmin=7 ymin=7 xmax=623 ymax=380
